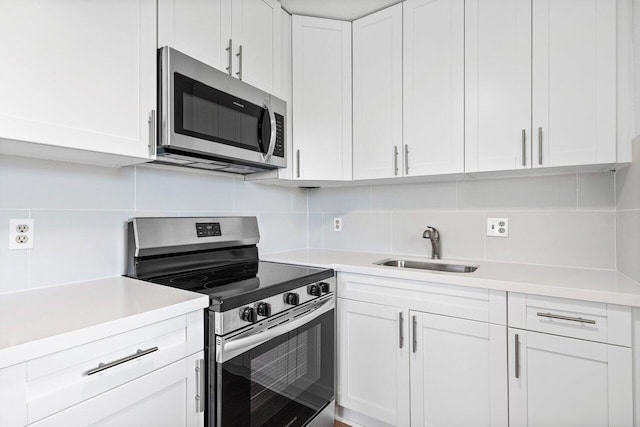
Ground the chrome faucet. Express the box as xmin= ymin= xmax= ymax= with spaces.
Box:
xmin=422 ymin=226 xmax=441 ymax=259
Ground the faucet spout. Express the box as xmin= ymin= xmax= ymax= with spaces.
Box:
xmin=422 ymin=226 xmax=441 ymax=259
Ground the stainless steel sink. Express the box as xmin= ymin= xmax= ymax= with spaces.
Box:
xmin=374 ymin=258 xmax=478 ymax=273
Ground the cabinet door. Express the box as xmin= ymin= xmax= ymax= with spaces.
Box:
xmin=465 ymin=0 xmax=532 ymax=172
xmin=508 ymin=329 xmax=633 ymax=427
xmin=231 ymin=0 xmax=281 ymax=94
xmin=403 ymin=0 xmax=464 ymax=176
xmin=337 ymin=299 xmax=410 ymax=426
xmin=410 ymin=312 xmax=508 ymax=427
xmin=292 ymin=16 xmax=352 ymax=181
xmin=532 ymin=0 xmax=616 ymax=167
xmin=352 ymin=4 xmax=403 ymax=180
xmin=0 ymin=0 xmax=156 ymax=163
xmin=158 ymin=0 xmax=231 ymax=74
xmin=30 ymin=352 xmax=205 ymax=427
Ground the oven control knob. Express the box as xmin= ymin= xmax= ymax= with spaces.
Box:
xmin=319 ymin=282 xmax=331 ymax=294
xmin=240 ymin=307 xmax=257 ymax=323
xmin=308 ymin=284 xmax=321 ymax=297
xmin=285 ymin=292 xmax=299 ymax=306
xmin=256 ymin=302 xmax=271 ymax=317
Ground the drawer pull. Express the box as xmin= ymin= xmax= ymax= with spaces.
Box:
xmin=514 ymin=333 xmax=520 ymax=379
xmin=86 ymin=347 xmax=159 ymax=376
xmin=536 ymin=312 xmax=596 ymax=325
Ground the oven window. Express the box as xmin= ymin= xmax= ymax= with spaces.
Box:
xmin=174 ymin=73 xmax=271 ymax=154
xmin=218 ymin=309 xmax=334 ymax=427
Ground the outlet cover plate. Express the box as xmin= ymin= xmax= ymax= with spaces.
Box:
xmin=487 ymin=218 xmax=508 ymax=237
xmin=333 ymin=217 xmax=342 ymax=232
xmin=9 ymin=218 xmax=34 ymax=249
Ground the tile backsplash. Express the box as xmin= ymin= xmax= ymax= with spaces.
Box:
xmin=308 ymin=172 xmax=617 ymax=269
xmin=0 ymin=151 xmax=631 ymax=295
xmin=0 ymin=155 xmax=308 ymax=294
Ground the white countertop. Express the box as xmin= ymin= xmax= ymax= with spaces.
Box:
xmin=263 ymin=249 xmax=640 ymax=307
xmin=0 ymin=277 xmax=209 ymax=369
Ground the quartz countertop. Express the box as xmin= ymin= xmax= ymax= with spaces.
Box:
xmin=262 ymin=249 xmax=640 ymax=307
xmin=0 ymin=276 xmax=209 ymax=368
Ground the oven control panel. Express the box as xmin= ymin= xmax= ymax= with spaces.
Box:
xmin=195 ymin=222 xmax=221 ymax=237
xmin=214 ymin=277 xmax=336 ymax=335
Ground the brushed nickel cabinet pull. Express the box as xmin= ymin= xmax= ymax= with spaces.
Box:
xmin=514 ymin=334 xmax=520 ymax=379
xmin=195 ymin=358 xmax=205 ymax=413
xmin=404 ymin=145 xmax=409 ymax=175
xmin=399 ymin=312 xmax=404 ymax=348
xmin=86 ymin=347 xmax=158 ymax=376
xmin=148 ymin=110 xmax=157 ymax=156
xmin=412 ymin=315 xmax=417 ymax=353
xmin=235 ymin=45 xmax=243 ymax=80
xmin=521 ymin=129 xmax=526 ymax=166
xmin=538 ymin=127 xmax=543 ymax=165
xmin=536 ymin=312 xmax=596 ymax=324
xmin=394 ymin=145 xmax=399 ymax=176
xmin=225 ymin=39 xmax=233 ymax=75
xmin=296 ymin=149 xmax=301 ymax=178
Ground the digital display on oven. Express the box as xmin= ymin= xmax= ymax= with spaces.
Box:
xmin=195 ymin=222 xmax=221 ymax=238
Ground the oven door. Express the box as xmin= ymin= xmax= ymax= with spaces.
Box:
xmin=214 ymin=297 xmax=335 ymax=427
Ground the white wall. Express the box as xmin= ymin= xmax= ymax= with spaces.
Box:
xmin=308 ymin=172 xmax=616 ymax=269
xmin=0 ymin=155 xmax=308 ymax=294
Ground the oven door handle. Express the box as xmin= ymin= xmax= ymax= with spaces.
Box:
xmin=262 ymin=101 xmax=277 ymax=164
xmin=216 ymin=297 xmax=334 ymax=363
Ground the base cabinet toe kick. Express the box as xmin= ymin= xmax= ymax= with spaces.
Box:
xmin=335 ymin=273 xmax=637 ymax=427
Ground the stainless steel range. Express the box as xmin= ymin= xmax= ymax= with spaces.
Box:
xmin=126 ymin=217 xmax=335 ymax=427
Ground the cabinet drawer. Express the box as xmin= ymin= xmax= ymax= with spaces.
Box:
xmin=339 ymin=273 xmax=506 ymax=324
xmin=26 ymin=312 xmax=203 ymax=424
xmin=508 ymin=293 xmax=631 ymax=346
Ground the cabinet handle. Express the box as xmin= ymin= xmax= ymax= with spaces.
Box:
xmin=86 ymin=347 xmax=158 ymax=376
xmin=538 ymin=127 xmax=543 ymax=165
xmin=236 ymin=45 xmax=243 ymax=80
xmin=148 ymin=109 xmax=157 ymax=156
xmin=225 ymin=39 xmax=233 ymax=75
xmin=412 ymin=315 xmax=417 ymax=353
xmin=398 ymin=312 xmax=404 ymax=348
xmin=195 ymin=358 xmax=205 ymax=413
xmin=394 ymin=146 xmax=399 ymax=176
xmin=296 ymin=149 xmax=301 ymax=178
xmin=514 ymin=334 xmax=520 ymax=379
xmin=404 ymin=145 xmax=409 ymax=175
xmin=521 ymin=129 xmax=526 ymax=166
xmin=536 ymin=312 xmax=596 ymax=324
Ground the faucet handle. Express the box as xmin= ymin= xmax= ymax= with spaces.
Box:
xmin=423 ymin=226 xmax=440 ymax=240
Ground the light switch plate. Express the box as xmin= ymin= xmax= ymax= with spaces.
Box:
xmin=487 ymin=218 xmax=508 ymax=237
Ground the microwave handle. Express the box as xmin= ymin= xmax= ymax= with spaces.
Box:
xmin=263 ymin=101 xmax=277 ymax=163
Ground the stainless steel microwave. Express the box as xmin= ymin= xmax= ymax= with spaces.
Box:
xmin=155 ymin=47 xmax=286 ymax=174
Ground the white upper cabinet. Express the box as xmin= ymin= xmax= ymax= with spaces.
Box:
xmin=465 ymin=0 xmax=532 ymax=173
xmin=292 ymin=16 xmax=352 ymax=181
xmin=532 ymin=0 xmax=617 ymax=168
xmin=158 ymin=0 xmax=230 ymax=74
xmin=352 ymin=4 xmax=403 ymax=180
xmin=158 ymin=0 xmax=281 ymax=96
xmin=231 ymin=0 xmax=282 ymax=95
xmin=0 ymin=0 xmax=156 ymax=166
xmin=403 ymin=0 xmax=465 ymax=177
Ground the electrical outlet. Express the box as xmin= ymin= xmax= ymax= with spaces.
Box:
xmin=333 ymin=217 xmax=342 ymax=232
xmin=9 ymin=219 xmax=34 ymax=250
xmin=487 ymin=218 xmax=508 ymax=237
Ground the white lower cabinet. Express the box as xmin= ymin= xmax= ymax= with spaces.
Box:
xmin=337 ymin=275 xmax=508 ymax=427
xmin=411 ymin=313 xmax=507 ymax=427
xmin=508 ymin=329 xmax=633 ymax=427
xmin=337 ymin=299 xmax=410 ymax=426
xmin=30 ymin=352 xmax=204 ymax=427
